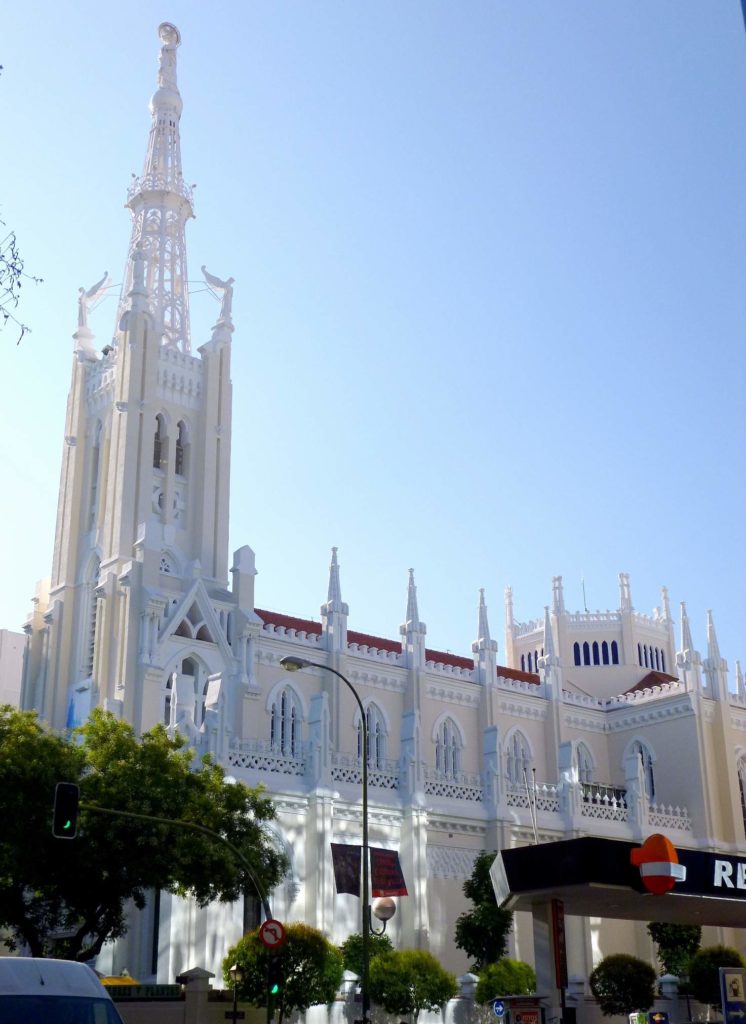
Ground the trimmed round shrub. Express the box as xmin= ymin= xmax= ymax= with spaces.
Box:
xmin=589 ymin=953 xmax=657 ymax=1017
xmin=476 ymin=959 xmax=537 ymax=1004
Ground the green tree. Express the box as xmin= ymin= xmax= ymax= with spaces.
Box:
xmin=454 ymin=851 xmax=513 ymax=971
xmin=688 ymin=945 xmax=746 ymax=1010
xmin=0 ymin=706 xmax=287 ymax=960
xmin=476 ymin=959 xmax=536 ymax=1004
xmin=223 ymin=922 xmax=343 ymax=1024
xmin=369 ymin=949 xmax=458 ymax=1023
xmin=589 ymin=954 xmax=657 ymax=1017
xmin=647 ymin=922 xmax=701 ymax=977
xmin=339 ymin=931 xmax=393 ymax=976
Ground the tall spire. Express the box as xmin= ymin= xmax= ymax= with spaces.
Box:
xmin=737 ymin=660 xmax=745 ymax=700
xmin=118 ymin=23 xmax=194 ymax=352
xmin=404 ymin=569 xmax=423 ymax=630
xmin=400 ymin=568 xmax=426 ymax=669
xmin=618 ymin=572 xmax=632 ymax=612
xmin=551 ymin=576 xmax=565 ymax=615
xmin=660 ymin=585 xmax=671 ymax=621
xmin=680 ymin=601 xmax=694 ymax=654
xmin=476 ymin=588 xmax=493 ymax=647
xmin=321 ymin=547 xmax=348 ymax=653
xmin=706 ymin=609 xmax=721 ymax=665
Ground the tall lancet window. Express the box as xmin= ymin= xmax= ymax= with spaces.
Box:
xmin=270 ymin=687 xmax=301 ymax=758
xmin=153 ymin=414 xmax=165 ymax=469
xmin=630 ymin=740 xmax=655 ymax=800
xmin=738 ymin=758 xmax=746 ymax=839
xmin=435 ymin=717 xmax=462 ymax=777
xmin=88 ymin=422 xmax=102 ymax=529
xmin=506 ymin=730 xmax=531 ymax=786
xmin=82 ymin=557 xmax=101 ymax=679
xmin=175 ymin=420 xmax=188 ymax=476
xmin=357 ymin=704 xmax=387 ymax=769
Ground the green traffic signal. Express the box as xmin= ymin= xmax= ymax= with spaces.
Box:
xmin=267 ymin=953 xmax=283 ymax=997
xmin=52 ymin=782 xmax=80 ymax=839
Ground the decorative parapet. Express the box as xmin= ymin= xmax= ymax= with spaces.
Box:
xmin=347 ymin=642 xmax=402 ymax=663
xmin=424 ymin=767 xmax=483 ymax=802
xmin=608 ymin=680 xmax=686 ymax=706
xmin=506 ymin=781 xmax=560 ymax=813
xmin=331 ymin=753 xmax=399 ymax=790
xmin=647 ymin=802 xmax=692 ymax=832
xmin=127 ymin=173 xmax=194 ymax=206
xmin=425 ymin=659 xmax=474 ymax=679
xmin=261 ymin=623 xmax=322 ymax=646
xmin=85 ymin=355 xmax=117 ymax=406
xmin=158 ymin=346 xmax=203 ymax=407
xmin=513 ymin=618 xmax=543 ymax=638
xmin=563 ymin=689 xmax=607 ymax=709
xmin=496 ymin=674 xmax=541 ymax=695
xmin=566 ymin=611 xmax=622 ymax=628
xmin=227 ymin=739 xmax=305 ymax=777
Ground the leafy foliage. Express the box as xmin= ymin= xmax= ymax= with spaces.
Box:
xmin=224 ymin=922 xmax=343 ymax=1024
xmin=475 ymin=959 xmax=537 ymax=1003
xmin=589 ymin=954 xmax=657 ymax=1017
xmin=339 ymin=931 xmax=393 ymax=977
xmin=454 ymin=851 xmax=513 ymax=971
xmin=369 ymin=949 xmax=458 ymax=1023
xmin=647 ymin=922 xmax=701 ymax=977
xmin=0 ymin=706 xmax=287 ymax=960
xmin=688 ymin=945 xmax=746 ymax=1010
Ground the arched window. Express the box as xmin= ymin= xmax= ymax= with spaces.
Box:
xmin=738 ymin=758 xmax=746 ymax=839
xmin=660 ymin=650 xmax=666 ymax=673
xmin=601 ymin=641 xmax=609 ymax=665
xmin=637 ymin=643 xmax=643 ymax=666
xmin=153 ymin=414 xmax=165 ymax=470
xmin=527 ymin=652 xmax=533 ymax=673
xmin=583 ymin=641 xmax=590 ymax=666
xmin=271 ymin=687 xmax=301 ymax=757
xmin=577 ymin=742 xmax=594 ymax=784
xmin=611 ymin=641 xmax=619 ymax=665
xmin=82 ymin=557 xmax=100 ymax=679
xmin=89 ymin=421 xmax=102 ymax=528
xmin=506 ymin=731 xmax=531 ymax=785
xmin=573 ymin=642 xmax=581 ymax=666
xmin=358 ymin=703 xmax=387 ymax=769
xmin=644 ymin=646 xmax=649 ymax=668
xmin=592 ymin=641 xmax=600 ymax=665
xmin=521 ymin=654 xmax=526 ymax=672
xmin=654 ymin=647 xmax=660 ymax=670
xmin=175 ymin=420 xmax=188 ymax=476
xmin=631 ymin=740 xmax=655 ymax=800
xmin=435 ymin=717 xmax=462 ymax=777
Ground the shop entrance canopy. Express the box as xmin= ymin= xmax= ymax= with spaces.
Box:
xmin=491 ymin=836 xmax=746 ymax=927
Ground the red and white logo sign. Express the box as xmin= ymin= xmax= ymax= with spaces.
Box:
xmin=631 ymin=834 xmax=686 ymax=895
xmin=259 ymin=919 xmax=286 ymax=949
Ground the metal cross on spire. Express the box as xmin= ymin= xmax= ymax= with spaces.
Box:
xmin=117 ymin=22 xmax=194 ymax=352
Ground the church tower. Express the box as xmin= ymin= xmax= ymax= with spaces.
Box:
xmin=22 ymin=24 xmax=246 ymax=737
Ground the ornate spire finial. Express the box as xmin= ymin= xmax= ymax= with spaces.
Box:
xmin=327 ymin=547 xmax=342 ymax=605
xmin=401 ymin=568 xmax=425 ymax=637
xmin=504 ymin=585 xmax=514 ymax=632
xmin=618 ymin=572 xmax=632 ymax=611
xmin=706 ymin=609 xmax=721 ymax=663
xmin=680 ymin=601 xmax=694 ymax=653
xmin=552 ymin=576 xmax=565 ymax=614
xmin=660 ymin=585 xmax=671 ymax=621
xmin=117 ymin=23 xmax=194 ymax=352
xmin=543 ymin=605 xmax=556 ymax=660
xmin=477 ymin=588 xmax=491 ymax=644
xmin=736 ymin=660 xmax=745 ymax=699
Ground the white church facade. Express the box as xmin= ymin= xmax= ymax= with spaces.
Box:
xmin=20 ymin=22 xmax=746 ymax=996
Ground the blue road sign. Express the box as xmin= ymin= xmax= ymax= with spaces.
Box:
xmin=493 ymin=999 xmax=506 ymax=1018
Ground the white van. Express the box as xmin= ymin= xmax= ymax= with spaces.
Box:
xmin=0 ymin=956 xmax=125 ymax=1023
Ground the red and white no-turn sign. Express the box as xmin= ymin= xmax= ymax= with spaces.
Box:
xmin=259 ymin=919 xmax=286 ymax=949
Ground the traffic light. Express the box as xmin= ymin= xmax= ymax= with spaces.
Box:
xmin=52 ymin=782 xmax=80 ymax=839
xmin=267 ymin=953 xmax=283 ymax=998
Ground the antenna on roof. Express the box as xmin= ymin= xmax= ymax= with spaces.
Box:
xmin=581 ymin=576 xmax=589 ymax=613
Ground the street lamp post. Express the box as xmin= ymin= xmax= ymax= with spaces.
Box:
xmin=280 ymin=655 xmax=371 ymax=1024
xmin=228 ymin=962 xmax=244 ymax=1021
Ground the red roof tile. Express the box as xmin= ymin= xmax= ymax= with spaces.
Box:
xmin=624 ymin=669 xmax=679 ymax=695
xmin=255 ymin=608 xmax=539 ymax=684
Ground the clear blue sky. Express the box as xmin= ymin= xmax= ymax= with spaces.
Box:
xmin=2 ymin=2 xmax=744 ymax=676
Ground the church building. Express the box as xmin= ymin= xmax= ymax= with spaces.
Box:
xmin=21 ymin=22 xmax=746 ymax=999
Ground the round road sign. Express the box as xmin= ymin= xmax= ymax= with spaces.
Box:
xmin=493 ymin=999 xmax=506 ymax=1018
xmin=259 ymin=919 xmax=286 ymax=949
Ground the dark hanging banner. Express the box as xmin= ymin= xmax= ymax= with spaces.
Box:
xmin=370 ymin=848 xmax=408 ymax=897
xmin=331 ymin=843 xmax=361 ymax=896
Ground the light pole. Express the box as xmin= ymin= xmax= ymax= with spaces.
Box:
xmin=280 ymin=655 xmax=372 ymax=1024
xmin=228 ymin=962 xmax=244 ymax=1022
